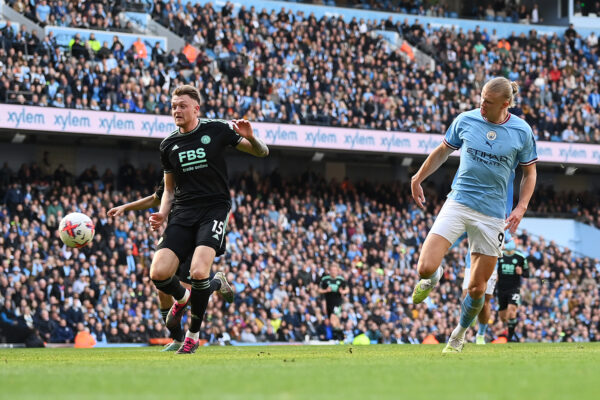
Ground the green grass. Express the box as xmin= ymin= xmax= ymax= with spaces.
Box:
xmin=1 ymin=343 xmax=599 ymax=400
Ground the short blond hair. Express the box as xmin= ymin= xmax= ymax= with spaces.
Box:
xmin=171 ymin=84 xmax=201 ymax=105
xmin=483 ymin=77 xmax=519 ymax=107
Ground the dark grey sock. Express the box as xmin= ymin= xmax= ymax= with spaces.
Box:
xmin=152 ymin=276 xmax=186 ymax=301
xmin=189 ymin=278 xmax=211 ymax=333
xmin=209 ymin=278 xmax=221 ymax=294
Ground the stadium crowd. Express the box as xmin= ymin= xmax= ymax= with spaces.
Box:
xmin=0 ymin=162 xmax=599 ymax=346
xmin=8 ymin=0 xmax=548 ymax=27
xmin=8 ymin=0 xmax=134 ymax=30
xmin=287 ymin=0 xmax=543 ymax=24
xmin=1 ymin=2 xmax=600 ymax=143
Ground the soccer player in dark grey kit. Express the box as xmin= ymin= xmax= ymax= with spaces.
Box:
xmin=148 ymin=84 xmax=269 ymax=354
xmin=496 ymin=236 xmax=529 ymax=342
xmin=319 ymin=263 xmax=349 ymax=317
xmin=108 ymin=179 xmax=233 ymax=351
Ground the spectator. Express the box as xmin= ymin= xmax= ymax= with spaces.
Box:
xmin=131 ymin=37 xmax=147 ymax=60
xmin=87 ymin=33 xmax=101 ymax=54
xmin=50 ymin=318 xmax=74 ymax=343
xmin=35 ymin=0 xmax=52 ymax=26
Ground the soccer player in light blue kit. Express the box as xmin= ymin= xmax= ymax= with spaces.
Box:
xmin=460 ymin=172 xmax=514 ymax=345
xmin=410 ymin=77 xmax=537 ymax=353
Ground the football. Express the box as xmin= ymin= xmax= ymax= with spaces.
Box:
xmin=59 ymin=212 xmax=95 ymax=248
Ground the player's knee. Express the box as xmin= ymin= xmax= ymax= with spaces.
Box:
xmin=189 ymin=267 xmax=210 ymax=281
xmin=467 ymin=284 xmax=485 ymax=299
xmin=150 ymin=268 xmax=167 ymax=281
xmin=150 ymin=263 xmax=170 ymax=281
xmin=417 ymin=258 xmax=438 ymax=277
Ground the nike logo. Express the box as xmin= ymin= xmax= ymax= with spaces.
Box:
xmin=172 ymin=144 xmax=179 ymax=150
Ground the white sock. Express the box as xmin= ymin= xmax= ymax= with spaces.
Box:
xmin=177 ymin=289 xmax=190 ymax=304
xmin=428 ymin=266 xmax=443 ymax=285
xmin=186 ymin=330 xmax=199 ymax=340
xmin=453 ymin=324 xmax=468 ymax=338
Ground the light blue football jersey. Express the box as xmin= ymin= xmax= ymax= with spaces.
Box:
xmin=455 ymin=170 xmax=515 ymax=270
xmin=444 ymin=109 xmax=537 ymax=219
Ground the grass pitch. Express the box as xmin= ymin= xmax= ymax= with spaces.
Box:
xmin=1 ymin=343 xmax=598 ymax=400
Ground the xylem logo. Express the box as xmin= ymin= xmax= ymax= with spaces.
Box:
xmin=381 ymin=136 xmax=411 ymax=152
xmin=7 ymin=108 xmax=45 ymax=127
xmin=264 ymin=126 xmax=298 ymax=143
xmin=99 ymin=116 xmax=134 ymax=134
xmin=417 ymin=137 xmax=439 ymax=153
xmin=178 ymin=148 xmax=207 ymax=168
xmin=344 ymin=132 xmax=375 ymax=148
xmin=305 ymin=129 xmax=337 ymax=146
xmin=54 ymin=111 xmax=90 ymax=131
xmin=141 ymin=117 xmax=175 ymax=136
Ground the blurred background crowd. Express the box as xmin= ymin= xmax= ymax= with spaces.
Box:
xmin=1 ymin=162 xmax=598 ymax=345
xmin=1 ymin=1 xmax=600 ymax=143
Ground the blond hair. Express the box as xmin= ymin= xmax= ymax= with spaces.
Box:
xmin=483 ymin=77 xmax=519 ymax=107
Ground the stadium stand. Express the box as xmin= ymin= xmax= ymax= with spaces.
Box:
xmin=280 ymin=0 xmax=540 ymax=23
xmin=2 ymin=1 xmax=600 ymax=143
xmin=0 ymin=163 xmax=598 ymax=345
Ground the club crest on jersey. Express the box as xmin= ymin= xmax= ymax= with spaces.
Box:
xmin=201 ymin=135 xmax=211 ymax=144
xmin=486 ymin=131 xmax=497 ymax=141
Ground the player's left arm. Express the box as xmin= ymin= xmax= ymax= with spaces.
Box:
xmin=339 ymin=279 xmax=349 ymax=295
xmin=505 ymin=163 xmax=536 ymax=234
xmin=522 ymin=257 xmax=531 ymax=278
xmin=231 ymin=119 xmax=269 ymax=157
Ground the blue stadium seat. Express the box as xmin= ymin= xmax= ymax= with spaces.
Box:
xmin=496 ymin=16 xmax=504 ymax=22
xmin=449 ymin=11 xmax=459 ymax=18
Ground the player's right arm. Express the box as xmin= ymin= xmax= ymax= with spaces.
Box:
xmin=411 ymin=143 xmax=455 ymax=209
xmin=108 ymin=195 xmax=160 ymax=217
xmin=516 ymin=253 xmax=529 ymax=277
xmin=150 ymin=143 xmax=175 ymax=231
xmin=411 ymin=116 xmax=462 ymax=209
xmin=149 ymin=172 xmax=174 ymax=231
